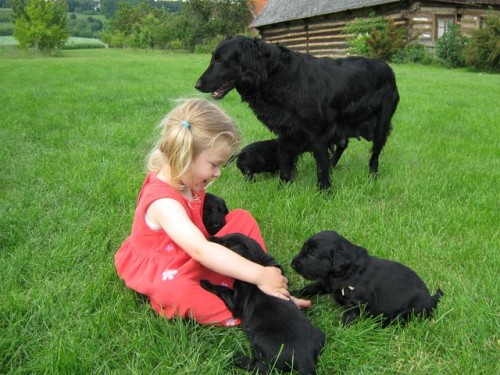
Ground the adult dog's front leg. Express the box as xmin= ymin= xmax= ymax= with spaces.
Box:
xmin=277 ymin=136 xmax=300 ymax=184
xmin=312 ymin=139 xmax=332 ymax=190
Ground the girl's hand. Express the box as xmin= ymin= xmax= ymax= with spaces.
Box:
xmin=257 ymin=266 xmax=290 ymax=301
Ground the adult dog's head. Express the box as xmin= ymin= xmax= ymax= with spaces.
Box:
xmin=210 ymin=233 xmax=281 ymax=269
xmin=195 ymin=35 xmax=285 ymax=99
xmin=291 ymin=230 xmax=368 ymax=280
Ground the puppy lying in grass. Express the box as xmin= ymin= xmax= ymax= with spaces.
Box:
xmin=291 ymin=230 xmax=443 ymax=327
xmin=202 ymin=192 xmax=229 ymax=235
xmin=201 ymin=233 xmax=325 ymax=375
xmin=236 ymin=139 xmax=280 ymax=181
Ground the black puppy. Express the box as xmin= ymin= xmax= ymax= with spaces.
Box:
xmin=202 ymin=192 xmax=229 ymax=235
xmin=291 ymin=230 xmax=443 ymax=327
xmin=236 ymin=139 xmax=331 ymax=181
xmin=236 ymin=139 xmax=280 ymax=181
xmin=201 ymin=233 xmax=325 ymax=375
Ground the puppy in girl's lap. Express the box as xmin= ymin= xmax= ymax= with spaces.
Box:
xmin=201 ymin=233 xmax=325 ymax=375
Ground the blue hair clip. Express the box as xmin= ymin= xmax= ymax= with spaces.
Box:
xmin=181 ymin=120 xmax=191 ymax=129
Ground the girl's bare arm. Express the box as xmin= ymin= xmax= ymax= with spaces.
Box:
xmin=147 ymin=198 xmax=290 ymax=300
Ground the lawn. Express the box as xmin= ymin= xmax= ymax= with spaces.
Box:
xmin=0 ymin=48 xmax=499 ymax=374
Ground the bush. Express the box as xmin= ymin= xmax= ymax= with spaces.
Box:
xmin=435 ymin=22 xmax=466 ymax=68
xmin=67 ymin=14 xmax=105 ymax=38
xmin=193 ymin=35 xmax=225 ymax=54
xmin=346 ymin=32 xmax=370 ymax=56
xmin=62 ymin=41 xmax=106 ymax=50
xmin=343 ymin=13 xmax=387 ymax=56
xmin=169 ymin=39 xmax=183 ymax=50
xmin=0 ymin=10 xmax=12 ymax=23
xmin=0 ymin=23 xmax=13 ymax=36
xmin=343 ymin=14 xmax=409 ymax=60
xmin=463 ymin=11 xmax=500 ymax=72
xmin=366 ymin=18 xmax=408 ymax=60
xmin=391 ymin=44 xmax=439 ymax=65
xmin=101 ymin=30 xmax=127 ymax=48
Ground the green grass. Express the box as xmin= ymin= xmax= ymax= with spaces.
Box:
xmin=1 ymin=48 xmax=499 ymax=374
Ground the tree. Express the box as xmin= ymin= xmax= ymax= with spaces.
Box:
xmin=179 ymin=0 xmax=250 ymax=50
xmin=12 ymin=0 xmax=69 ymax=50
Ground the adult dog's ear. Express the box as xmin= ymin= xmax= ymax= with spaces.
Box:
xmin=239 ymin=38 xmax=268 ymax=83
xmin=331 ymin=247 xmax=351 ymax=276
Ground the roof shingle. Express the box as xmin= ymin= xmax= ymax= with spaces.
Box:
xmin=251 ymin=0 xmax=399 ymax=27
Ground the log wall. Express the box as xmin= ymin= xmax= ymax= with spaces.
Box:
xmin=256 ymin=1 xmax=499 ymax=57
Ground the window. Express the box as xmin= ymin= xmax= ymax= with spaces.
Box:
xmin=479 ymin=17 xmax=488 ymax=29
xmin=437 ymin=16 xmax=454 ymax=39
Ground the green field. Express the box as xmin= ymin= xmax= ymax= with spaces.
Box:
xmin=0 ymin=35 xmax=106 ymax=48
xmin=1 ymin=48 xmax=499 ymax=374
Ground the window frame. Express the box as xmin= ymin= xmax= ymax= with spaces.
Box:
xmin=435 ymin=15 xmax=455 ymax=40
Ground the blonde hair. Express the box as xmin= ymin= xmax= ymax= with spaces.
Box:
xmin=147 ymin=99 xmax=240 ymax=187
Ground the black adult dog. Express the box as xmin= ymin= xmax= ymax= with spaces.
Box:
xmin=203 ymin=192 xmax=229 ymax=235
xmin=195 ymin=35 xmax=400 ymax=190
xmin=291 ymin=231 xmax=443 ymax=327
xmin=201 ymin=233 xmax=325 ymax=374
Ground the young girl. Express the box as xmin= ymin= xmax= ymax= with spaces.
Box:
xmin=115 ymin=99 xmax=309 ymax=326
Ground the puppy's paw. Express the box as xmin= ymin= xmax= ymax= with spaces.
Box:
xmin=295 ymin=281 xmax=331 ymax=297
xmin=341 ymin=309 xmax=360 ymax=327
xmin=234 ymin=354 xmax=267 ymax=373
xmin=233 ymin=354 xmax=253 ymax=370
xmin=200 ymin=279 xmax=214 ymax=291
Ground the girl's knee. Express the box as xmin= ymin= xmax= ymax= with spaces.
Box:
xmin=219 ymin=209 xmax=266 ymax=251
xmin=226 ymin=208 xmax=254 ymax=223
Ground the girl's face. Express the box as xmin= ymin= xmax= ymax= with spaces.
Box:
xmin=183 ymin=144 xmax=232 ymax=193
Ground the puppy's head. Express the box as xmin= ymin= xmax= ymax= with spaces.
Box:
xmin=203 ymin=193 xmax=229 ymax=235
xmin=236 ymin=149 xmax=265 ymax=179
xmin=236 ymin=140 xmax=280 ymax=179
xmin=210 ymin=233 xmax=280 ymax=269
xmin=291 ymin=231 xmax=367 ymax=280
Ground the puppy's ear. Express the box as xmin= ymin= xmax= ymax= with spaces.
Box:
xmin=226 ymin=153 xmax=238 ymax=165
xmin=331 ymin=248 xmax=351 ymax=275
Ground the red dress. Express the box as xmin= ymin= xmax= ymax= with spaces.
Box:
xmin=114 ymin=173 xmax=266 ymax=326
